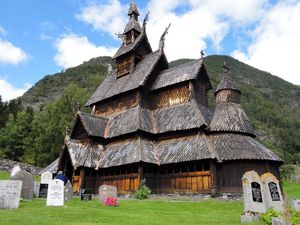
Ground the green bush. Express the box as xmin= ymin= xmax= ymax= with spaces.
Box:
xmin=262 ymin=208 xmax=281 ymax=225
xmin=280 ymin=164 xmax=297 ymax=180
xmin=134 ymin=179 xmax=151 ymax=200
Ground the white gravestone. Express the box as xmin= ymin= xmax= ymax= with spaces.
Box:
xmin=0 ymin=180 xmax=22 ymax=209
xmin=242 ymin=171 xmax=266 ymax=213
xmin=47 ymin=179 xmax=64 ymax=206
xmin=10 ymin=165 xmax=21 ymax=177
xmin=64 ymin=180 xmax=73 ymax=202
xmin=33 ymin=182 xmax=40 ymax=198
xmin=261 ymin=173 xmax=284 ymax=213
xmin=291 ymin=199 xmax=300 ymax=212
xmin=41 ymin=172 xmax=53 ymax=184
xmin=99 ymin=185 xmax=117 ymax=204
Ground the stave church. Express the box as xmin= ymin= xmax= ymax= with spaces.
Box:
xmin=57 ymin=1 xmax=282 ymax=195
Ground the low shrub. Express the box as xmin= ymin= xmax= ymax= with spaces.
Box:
xmin=134 ymin=179 xmax=151 ymax=200
xmin=262 ymin=208 xmax=281 ymax=225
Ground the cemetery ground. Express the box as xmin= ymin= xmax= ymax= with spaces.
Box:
xmin=0 ymin=170 xmax=299 ymax=225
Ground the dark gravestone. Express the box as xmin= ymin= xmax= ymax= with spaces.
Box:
xmin=10 ymin=170 xmax=34 ymax=200
xmin=64 ymin=181 xmax=73 ymax=202
xmin=39 ymin=184 xmax=48 ymax=198
xmin=80 ymin=189 xmax=92 ymax=201
xmin=268 ymin=182 xmax=280 ymax=201
xmin=251 ymin=182 xmax=262 ymax=203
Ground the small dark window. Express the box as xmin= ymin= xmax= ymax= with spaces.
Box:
xmin=196 ymin=163 xmax=202 ymax=171
xmin=204 ymin=162 xmax=210 ymax=171
xmin=174 ymin=166 xmax=180 ymax=174
xmin=181 ymin=164 xmax=187 ymax=173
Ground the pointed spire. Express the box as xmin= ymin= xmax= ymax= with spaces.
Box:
xmin=128 ymin=0 xmax=140 ymax=17
xmin=123 ymin=0 xmax=141 ymax=34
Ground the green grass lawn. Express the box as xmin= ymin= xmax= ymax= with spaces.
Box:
xmin=0 ymin=170 xmax=299 ymax=225
xmin=283 ymin=181 xmax=300 ymax=199
xmin=0 ymin=198 xmax=263 ymax=225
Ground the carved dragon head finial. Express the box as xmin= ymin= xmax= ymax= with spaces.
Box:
xmin=159 ymin=23 xmax=171 ymax=51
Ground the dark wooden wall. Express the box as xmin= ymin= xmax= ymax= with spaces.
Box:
xmin=217 ymin=160 xmax=281 ymax=193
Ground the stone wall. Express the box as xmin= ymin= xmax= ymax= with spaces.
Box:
xmin=0 ymin=159 xmax=42 ymax=176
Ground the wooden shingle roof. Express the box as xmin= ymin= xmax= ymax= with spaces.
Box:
xmin=209 ymin=102 xmax=255 ymax=136
xmin=208 ymin=134 xmax=282 ymax=162
xmin=86 ymin=50 xmax=162 ymax=106
xmin=78 ymin=112 xmax=107 ymax=137
xmin=215 ymin=74 xmax=240 ymax=95
xmin=151 ymin=59 xmax=204 ymax=90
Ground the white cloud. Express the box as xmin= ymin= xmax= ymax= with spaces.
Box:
xmin=0 ymin=78 xmax=31 ymax=101
xmin=145 ymin=0 xmax=268 ymax=61
xmin=54 ymin=34 xmax=117 ymax=69
xmin=231 ymin=0 xmax=300 ymax=84
xmin=0 ymin=39 xmax=28 ymax=64
xmin=76 ymin=0 xmax=127 ymax=36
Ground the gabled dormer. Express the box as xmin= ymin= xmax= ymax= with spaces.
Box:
xmin=112 ymin=1 xmax=152 ymax=78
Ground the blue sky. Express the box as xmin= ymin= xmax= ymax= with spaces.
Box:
xmin=0 ymin=0 xmax=300 ymax=101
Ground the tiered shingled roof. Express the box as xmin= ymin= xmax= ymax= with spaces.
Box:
xmin=60 ymin=3 xmax=282 ymax=171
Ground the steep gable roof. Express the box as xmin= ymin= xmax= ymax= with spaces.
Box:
xmin=86 ymin=50 xmax=163 ymax=106
xmin=151 ymin=59 xmax=212 ymax=91
xmin=70 ymin=112 xmax=107 ymax=138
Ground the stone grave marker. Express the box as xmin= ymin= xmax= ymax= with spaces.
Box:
xmin=33 ymin=182 xmax=40 ymax=198
xmin=99 ymin=185 xmax=117 ymax=204
xmin=261 ymin=173 xmax=284 ymax=213
xmin=242 ymin=171 xmax=266 ymax=213
xmin=41 ymin=171 xmax=52 ymax=184
xmin=80 ymin=189 xmax=93 ymax=201
xmin=10 ymin=165 xmax=21 ymax=177
xmin=11 ymin=170 xmax=34 ymax=200
xmin=0 ymin=180 xmax=22 ymax=209
xmin=64 ymin=180 xmax=73 ymax=202
xmin=39 ymin=184 xmax=48 ymax=198
xmin=47 ymin=179 xmax=64 ymax=206
xmin=291 ymin=199 xmax=300 ymax=212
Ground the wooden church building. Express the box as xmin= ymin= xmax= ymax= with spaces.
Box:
xmin=58 ymin=1 xmax=282 ymax=194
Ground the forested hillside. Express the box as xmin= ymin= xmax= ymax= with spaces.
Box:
xmin=0 ymin=55 xmax=299 ymax=167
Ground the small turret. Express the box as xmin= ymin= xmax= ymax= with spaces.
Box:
xmin=215 ymin=62 xmax=241 ymax=104
xmin=210 ymin=62 xmax=255 ymax=137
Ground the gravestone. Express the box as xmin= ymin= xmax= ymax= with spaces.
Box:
xmin=11 ymin=170 xmax=34 ymax=200
xmin=33 ymin=182 xmax=40 ymax=198
xmin=64 ymin=180 xmax=73 ymax=202
xmin=47 ymin=179 xmax=64 ymax=206
xmin=291 ymin=199 xmax=300 ymax=212
xmin=41 ymin=171 xmax=52 ymax=184
xmin=10 ymin=165 xmax=21 ymax=177
xmin=0 ymin=180 xmax=22 ymax=209
xmin=99 ymin=185 xmax=117 ymax=204
xmin=39 ymin=184 xmax=48 ymax=198
xmin=242 ymin=171 xmax=266 ymax=213
xmin=80 ymin=189 xmax=93 ymax=201
xmin=261 ymin=173 xmax=284 ymax=213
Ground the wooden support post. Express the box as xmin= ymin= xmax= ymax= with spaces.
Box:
xmin=210 ymin=161 xmax=218 ymax=196
xmin=137 ymin=164 xmax=143 ymax=187
xmin=79 ymin=167 xmax=85 ymax=189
